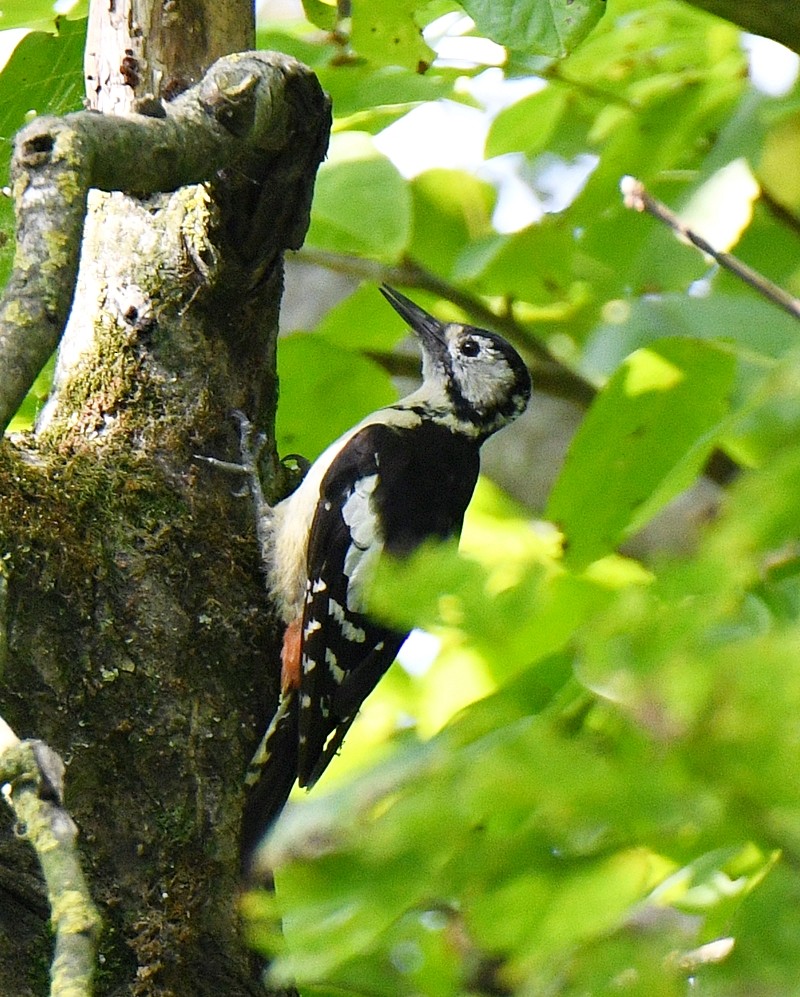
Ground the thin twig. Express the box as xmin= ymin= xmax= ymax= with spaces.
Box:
xmin=620 ymin=175 xmax=800 ymax=322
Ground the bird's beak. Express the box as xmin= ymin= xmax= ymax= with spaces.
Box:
xmin=380 ymin=285 xmax=448 ymax=354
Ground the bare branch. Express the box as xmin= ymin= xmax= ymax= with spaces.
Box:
xmin=620 ymin=175 xmax=800 ymax=322
xmin=0 ymin=51 xmax=331 ymax=433
xmin=0 ymin=718 xmax=101 ymax=997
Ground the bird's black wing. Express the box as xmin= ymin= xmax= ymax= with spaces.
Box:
xmin=296 ymin=423 xmax=403 ymax=786
xmin=296 ymin=420 xmax=480 ymax=787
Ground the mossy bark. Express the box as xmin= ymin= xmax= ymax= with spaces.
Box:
xmin=0 ymin=6 xmax=331 ymax=994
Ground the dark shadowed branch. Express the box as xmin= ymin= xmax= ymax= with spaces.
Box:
xmin=297 ymin=247 xmax=598 ymax=406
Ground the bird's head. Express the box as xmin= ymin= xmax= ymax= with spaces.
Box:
xmin=380 ymin=285 xmax=531 ymax=438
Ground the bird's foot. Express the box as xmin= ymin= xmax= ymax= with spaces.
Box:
xmin=194 ymin=410 xmax=271 ymax=513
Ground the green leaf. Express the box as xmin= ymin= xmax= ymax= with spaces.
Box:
xmin=317 ymin=64 xmax=458 ymax=122
xmin=719 ymin=865 xmax=800 ymax=994
xmin=757 ymin=110 xmax=800 ymax=211
xmin=407 ymin=168 xmax=495 ymax=277
xmin=485 ymin=84 xmax=569 ymax=159
xmin=300 ymin=0 xmax=338 ymax=31
xmin=305 ymin=132 xmax=412 ymax=261
xmin=649 ymin=844 xmax=777 ymax=928
xmin=718 ymin=200 xmax=800 ymax=302
xmin=459 ymin=0 xmax=607 ymax=56
xmin=6 ymin=352 xmax=54 ymax=432
xmin=254 ymin=29 xmax=337 ymax=68
xmin=350 ymin=0 xmax=435 ymax=72
xmin=453 ymin=221 xmax=576 ymax=305
xmin=276 ymin=334 xmax=396 ymax=461
xmin=0 ymin=1 xmax=86 ymax=30
xmin=547 ymin=338 xmax=736 ymax=568
xmin=369 ymin=533 xmax=616 ymax=683
xmin=562 ymin=0 xmax=742 ymax=91
xmin=582 ymin=293 xmax=800 ymax=380
xmin=0 ymin=17 xmax=85 ymax=183
xmin=315 ymin=283 xmax=411 ymax=352
xmin=469 ymin=850 xmax=657 ymax=959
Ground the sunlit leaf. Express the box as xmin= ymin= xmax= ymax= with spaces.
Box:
xmin=0 ymin=1 xmax=86 ymax=31
xmin=0 ymin=17 xmax=85 ymax=182
xmin=369 ymin=532 xmax=620 ymax=683
xmin=459 ymin=0 xmax=607 ymax=57
xmin=485 ymin=84 xmax=567 ymax=159
xmin=305 ymin=131 xmax=412 ymax=260
xmin=319 ymin=64 xmax=458 ymax=122
xmin=759 ymin=109 xmax=800 ymax=212
xmin=582 ymin=293 xmax=799 ymax=381
xmin=6 ymin=352 xmax=54 ymax=432
xmin=407 ymin=168 xmax=496 ymax=277
xmin=300 ymin=0 xmax=338 ymax=31
xmin=680 ymin=158 xmax=760 ymax=252
xmin=350 ymin=0 xmax=434 ymax=72
xmin=0 ymin=17 xmax=83 ymax=328
xmin=547 ymin=338 xmax=736 ymax=568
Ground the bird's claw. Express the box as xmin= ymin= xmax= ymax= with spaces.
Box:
xmin=231 ymin=410 xmax=267 ymax=477
xmin=194 ymin=411 xmax=270 ymax=513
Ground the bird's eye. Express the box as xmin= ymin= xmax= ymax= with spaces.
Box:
xmin=460 ymin=338 xmax=481 ymax=358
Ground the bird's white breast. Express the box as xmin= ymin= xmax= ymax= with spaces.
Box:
xmin=266 ymin=403 xmax=424 ymax=622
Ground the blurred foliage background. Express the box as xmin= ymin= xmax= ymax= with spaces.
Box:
xmin=4 ymin=0 xmax=800 ymax=993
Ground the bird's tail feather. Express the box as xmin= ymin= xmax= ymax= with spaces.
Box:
xmin=240 ymin=692 xmax=299 ymax=876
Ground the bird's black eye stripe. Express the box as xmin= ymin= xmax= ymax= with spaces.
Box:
xmin=460 ymin=338 xmax=481 ymax=357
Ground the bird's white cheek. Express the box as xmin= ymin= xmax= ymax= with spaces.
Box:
xmin=461 ymin=363 xmax=515 ymax=412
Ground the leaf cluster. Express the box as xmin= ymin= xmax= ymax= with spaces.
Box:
xmin=249 ymin=352 xmax=800 ymax=994
xmin=239 ymin=1 xmax=800 ymax=995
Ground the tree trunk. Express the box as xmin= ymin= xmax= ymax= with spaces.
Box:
xmin=0 ymin=2 xmax=330 ymax=993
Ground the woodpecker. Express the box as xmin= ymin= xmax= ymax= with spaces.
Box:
xmin=241 ymin=285 xmax=531 ymax=867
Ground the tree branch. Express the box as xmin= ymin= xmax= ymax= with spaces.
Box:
xmin=0 ymin=50 xmax=330 ymax=434
xmin=297 ymin=248 xmax=598 ymax=406
xmin=0 ymin=717 xmax=101 ymax=997
xmin=300 ymin=236 xmax=741 ymax=488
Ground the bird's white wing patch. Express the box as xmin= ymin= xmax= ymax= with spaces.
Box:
xmin=341 ymin=472 xmax=382 ymax=611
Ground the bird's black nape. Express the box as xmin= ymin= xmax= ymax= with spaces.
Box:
xmin=380 ymin=285 xmax=446 ymax=342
